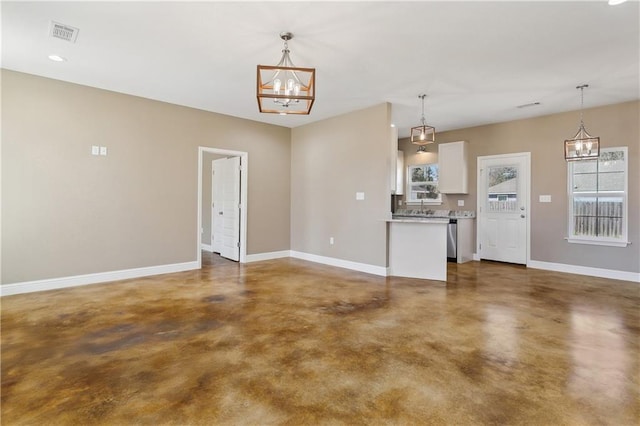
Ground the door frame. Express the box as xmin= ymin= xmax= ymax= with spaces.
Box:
xmin=197 ymin=147 xmax=248 ymax=267
xmin=476 ymin=152 xmax=531 ymax=266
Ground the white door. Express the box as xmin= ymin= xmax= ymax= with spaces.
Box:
xmin=221 ymin=156 xmax=241 ymax=261
xmin=211 ymin=159 xmax=225 ymax=254
xmin=478 ymin=153 xmax=530 ymax=265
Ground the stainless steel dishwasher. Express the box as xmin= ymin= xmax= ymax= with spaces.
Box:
xmin=447 ymin=219 xmax=457 ymax=261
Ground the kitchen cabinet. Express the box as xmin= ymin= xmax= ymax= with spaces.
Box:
xmin=438 ymin=141 xmax=468 ymax=194
xmin=396 ymin=150 xmax=404 ymax=195
xmin=456 ymin=218 xmax=475 ymax=263
xmin=390 ymin=126 xmax=401 ymax=194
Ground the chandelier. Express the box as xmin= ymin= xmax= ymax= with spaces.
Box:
xmin=257 ymin=32 xmax=315 ymax=115
xmin=410 ymin=94 xmax=435 ymax=144
xmin=564 ymin=84 xmax=600 ymax=161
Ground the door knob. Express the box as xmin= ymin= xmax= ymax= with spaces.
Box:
xmin=520 ymin=214 xmax=525 ymax=218
xmin=219 ymin=212 xmax=224 ymax=215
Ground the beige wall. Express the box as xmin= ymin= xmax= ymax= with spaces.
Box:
xmin=399 ymin=101 xmax=639 ymax=273
xmin=291 ymin=103 xmax=392 ymax=268
xmin=2 ymin=70 xmax=291 ymax=284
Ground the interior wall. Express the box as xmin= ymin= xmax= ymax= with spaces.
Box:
xmin=1 ymin=70 xmax=291 ymax=284
xmin=399 ymin=100 xmax=639 ymax=273
xmin=291 ymin=103 xmax=392 ymax=268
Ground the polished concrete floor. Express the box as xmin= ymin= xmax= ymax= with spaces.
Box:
xmin=2 ymin=254 xmax=639 ymax=425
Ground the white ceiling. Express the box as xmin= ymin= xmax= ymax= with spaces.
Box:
xmin=2 ymin=1 xmax=639 ymax=137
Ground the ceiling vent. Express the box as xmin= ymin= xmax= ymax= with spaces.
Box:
xmin=516 ymin=101 xmax=541 ymax=109
xmin=49 ymin=21 xmax=79 ymax=43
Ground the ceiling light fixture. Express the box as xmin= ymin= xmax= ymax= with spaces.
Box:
xmin=48 ymin=54 xmax=66 ymax=62
xmin=564 ymin=84 xmax=600 ymax=161
xmin=608 ymin=0 xmax=628 ymax=5
xmin=257 ymin=32 xmax=315 ymax=115
xmin=410 ymin=94 xmax=435 ymax=145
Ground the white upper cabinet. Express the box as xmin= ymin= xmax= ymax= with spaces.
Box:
xmin=438 ymin=141 xmax=468 ymax=194
xmin=396 ymin=150 xmax=404 ymax=195
xmin=390 ymin=126 xmax=400 ymax=194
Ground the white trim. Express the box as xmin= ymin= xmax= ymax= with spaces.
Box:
xmin=0 ymin=261 xmax=200 ymax=297
xmin=528 ymin=260 xmax=639 ymax=283
xmin=198 ymin=147 xmax=248 ymax=266
xmin=245 ymin=250 xmax=291 ymax=262
xmin=290 ymin=251 xmax=388 ymax=277
xmin=201 ymin=243 xmax=213 ymax=252
xmin=473 ymin=253 xmax=481 ymax=261
xmin=566 ymin=237 xmax=630 ymax=247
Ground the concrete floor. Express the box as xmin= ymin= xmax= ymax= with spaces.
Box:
xmin=1 ymin=254 xmax=639 ymax=425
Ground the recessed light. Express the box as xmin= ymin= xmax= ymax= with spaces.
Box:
xmin=48 ymin=54 xmax=67 ymax=62
xmin=390 ymin=124 xmax=396 ymax=128
xmin=608 ymin=0 xmax=628 ymax=5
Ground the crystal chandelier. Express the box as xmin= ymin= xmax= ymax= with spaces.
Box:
xmin=257 ymin=32 xmax=315 ymax=115
xmin=410 ymin=94 xmax=435 ymax=145
xmin=564 ymin=85 xmax=600 ymax=161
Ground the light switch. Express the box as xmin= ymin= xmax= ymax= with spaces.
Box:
xmin=457 ymin=200 xmax=465 ymax=207
xmin=356 ymin=192 xmax=365 ymax=200
xmin=99 ymin=146 xmax=108 ymax=156
xmin=539 ymin=195 xmax=552 ymax=203
xmin=91 ymin=145 xmax=100 ymax=156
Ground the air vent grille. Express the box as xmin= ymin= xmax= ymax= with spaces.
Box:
xmin=49 ymin=21 xmax=79 ymax=43
xmin=516 ymin=102 xmax=541 ymax=109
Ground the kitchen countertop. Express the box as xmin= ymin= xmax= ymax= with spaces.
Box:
xmin=393 ymin=209 xmax=476 ymax=219
xmin=387 ymin=217 xmax=449 ymax=223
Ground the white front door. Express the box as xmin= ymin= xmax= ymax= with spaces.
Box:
xmin=478 ymin=153 xmax=530 ymax=265
xmin=211 ymin=159 xmax=225 ymax=254
xmin=220 ymin=156 xmax=241 ymax=262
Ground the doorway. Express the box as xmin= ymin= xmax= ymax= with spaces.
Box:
xmin=197 ymin=147 xmax=248 ymax=268
xmin=477 ymin=152 xmax=530 ymax=265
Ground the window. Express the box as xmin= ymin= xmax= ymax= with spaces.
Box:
xmin=487 ymin=165 xmax=518 ymax=213
xmin=568 ymin=147 xmax=628 ymax=246
xmin=407 ymin=163 xmax=441 ymax=204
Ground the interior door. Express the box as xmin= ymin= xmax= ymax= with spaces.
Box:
xmin=212 ymin=159 xmax=225 ymax=254
xmin=220 ymin=156 xmax=241 ymax=261
xmin=478 ymin=153 xmax=529 ymax=264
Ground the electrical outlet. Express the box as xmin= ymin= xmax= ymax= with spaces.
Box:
xmin=398 ymin=200 xmax=403 ymax=206
xmin=330 ymin=237 xmax=334 ymax=245
xmin=91 ymin=146 xmax=100 ymax=156
xmin=539 ymin=195 xmax=552 ymax=203
xmin=356 ymin=192 xmax=365 ymax=200
xmin=458 ymin=199 xmax=465 ymax=207
xmin=99 ymin=146 xmax=108 ymax=156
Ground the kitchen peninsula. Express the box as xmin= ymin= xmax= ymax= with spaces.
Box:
xmin=387 ymin=210 xmax=476 ymax=282
xmin=387 ymin=216 xmax=448 ymax=281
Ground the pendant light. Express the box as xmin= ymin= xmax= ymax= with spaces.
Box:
xmin=564 ymin=85 xmax=600 ymax=161
xmin=257 ymin=32 xmax=315 ymax=115
xmin=410 ymin=94 xmax=435 ymax=145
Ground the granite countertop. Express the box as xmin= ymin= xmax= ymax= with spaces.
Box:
xmin=393 ymin=209 xmax=476 ymax=219
xmin=387 ymin=217 xmax=449 ymax=224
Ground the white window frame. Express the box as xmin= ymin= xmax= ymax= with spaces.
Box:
xmin=567 ymin=146 xmax=629 ymax=247
xmin=406 ymin=163 xmax=442 ymax=205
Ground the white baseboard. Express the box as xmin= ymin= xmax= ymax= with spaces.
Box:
xmin=290 ymin=251 xmax=387 ymax=277
xmin=528 ymin=260 xmax=639 ymax=283
xmin=200 ymin=243 xmax=213 ymax=252
xmin=0 ymin=261 xmax=200 ymax=297
xmin=473 ymin=253 xmax=480 ymax=261
xmin=245 ymin=250 xmax=291 ymax=263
